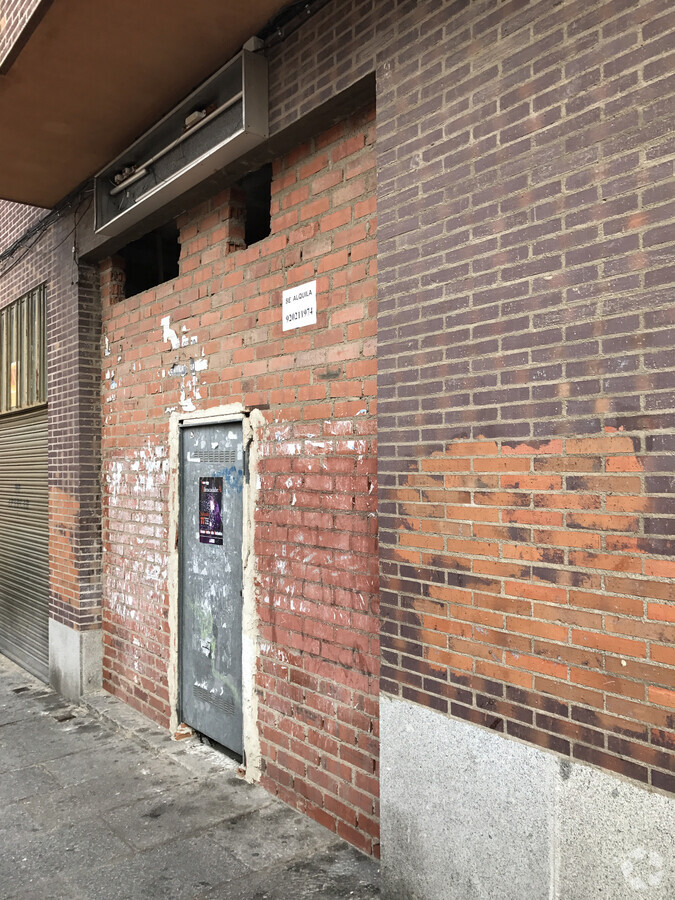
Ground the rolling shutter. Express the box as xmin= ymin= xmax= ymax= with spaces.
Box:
xmin=0 ymin=405 xmax=49 ymax=680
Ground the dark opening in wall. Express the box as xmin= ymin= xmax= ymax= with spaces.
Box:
xmin=118 ymin=222 xmax=180 ymax=298
xmin=239 ymin=164 xmax=272 ymax=247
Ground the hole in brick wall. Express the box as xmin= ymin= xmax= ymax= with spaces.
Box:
xmin=238 ymin=163 xmax=272 ymax=247
xmin=117 ymin=222 xmax=180 ymax=298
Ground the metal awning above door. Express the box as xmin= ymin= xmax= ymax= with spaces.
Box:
xmin=0 ymin=0 xmax=288 ymax=208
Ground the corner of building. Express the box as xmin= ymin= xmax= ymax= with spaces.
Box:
xmin=380 ymin=695 xmax=675 ymax=900
xmin=49 ymin=620 xmax=103 ymax=701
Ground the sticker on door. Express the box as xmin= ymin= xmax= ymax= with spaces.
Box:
xmin=199 ymin=477 xmax=223 ymax=544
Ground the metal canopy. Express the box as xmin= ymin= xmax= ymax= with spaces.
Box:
xmin=0 ymin=0 xmax=287 ymax=208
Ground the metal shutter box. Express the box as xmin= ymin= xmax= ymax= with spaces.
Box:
xmin=0 ymin=406 xmax=49 ymax=680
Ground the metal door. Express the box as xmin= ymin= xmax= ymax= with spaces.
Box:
xmin=179 ymin=421 xmax=244 ymax=755
xmin=0 ymin=406 xmax=49 ymax=680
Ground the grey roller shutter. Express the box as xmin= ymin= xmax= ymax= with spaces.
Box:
xmin=0 ymin=406 xmax=49 ymax=680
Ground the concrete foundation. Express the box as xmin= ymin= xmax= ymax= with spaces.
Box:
xmin=49 ymin=619 xmax=102 ymax=701
xmin=380 ymin=695 xmax=674 ymax=900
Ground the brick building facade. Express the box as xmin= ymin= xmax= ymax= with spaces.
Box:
xmin=377 ymin=0 xmax=675 ymax=784
xmin=1 ymin=0 xmax=673 ymax=896
xmin=0 ymin=194 xmax=103 ymax=695
xmin=98 ymin=108 xmax=379 ymax=852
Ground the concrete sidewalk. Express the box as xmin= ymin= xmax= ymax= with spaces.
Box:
xmin=0 ymin=654 xmax=380 ymax=899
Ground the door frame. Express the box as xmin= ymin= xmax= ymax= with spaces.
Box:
xmin=167 ymin=402 xmax=262 ymax=779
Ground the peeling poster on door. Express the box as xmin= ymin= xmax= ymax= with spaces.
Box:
xmin=199 ymin=477 xmax=223 ymax=545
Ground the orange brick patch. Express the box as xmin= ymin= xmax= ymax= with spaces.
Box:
xmin=381 ymin=431 xmax=674 ymax=794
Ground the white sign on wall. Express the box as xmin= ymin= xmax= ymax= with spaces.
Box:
xmin=282 ymin=280 xmax=317 ymax=331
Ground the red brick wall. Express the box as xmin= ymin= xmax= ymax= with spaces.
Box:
xmin=100 ymin=105 xmax=379 ymax=853
xmin=377 ymin=0 xmax=675 ymax=796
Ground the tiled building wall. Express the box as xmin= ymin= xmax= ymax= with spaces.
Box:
xmin=377 ymin=0 xmax=675 ymax=795
xmin=100 ymin=106 xmax=380 ymax=853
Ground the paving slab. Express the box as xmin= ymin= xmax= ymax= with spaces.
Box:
xmin=0 ymin=654 xmax=380 ymax=899
xmin=205 ymin=845 xmax=382 ymax=899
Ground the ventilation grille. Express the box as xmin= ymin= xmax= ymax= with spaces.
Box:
xmin=201 ymin=449 xmax=237 ymax=467
xmin=95 ymin=50 xmax=268 ymax=238
xmin=193 ymin=684 xmax=235 ymax=716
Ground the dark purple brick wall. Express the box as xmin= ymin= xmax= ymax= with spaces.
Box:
xmin=0 ymin=200 xmax=102 ymax=633
xmin=267 ymin=0 xmax=378 ymax=135
xmin=376 ymin=0 xmax=675 ymax=796
xmin=0 ymin=201 xmax=48 ymax=257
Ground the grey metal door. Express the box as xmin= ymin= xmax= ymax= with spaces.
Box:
xmin=0 ymin=406 xmax=49 ymax=681
xmin=179 ymin=421 xmax=244 ymax=755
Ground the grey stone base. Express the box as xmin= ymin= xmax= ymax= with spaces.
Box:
xmin=380 ymin=695 xmax=674 ymax=900
xmin=49 ymin=619 xmax=102 ymax=700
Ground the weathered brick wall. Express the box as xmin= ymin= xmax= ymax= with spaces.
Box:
xmin=49 ymin=255 xmax=103 ymax=632
xmin=100 ymin=105 xmax=379 ymax=852
xmin=377 ymin=0 xmax=675 ymax=795
xmin=0 ymin=200 xmax=102 ymax=633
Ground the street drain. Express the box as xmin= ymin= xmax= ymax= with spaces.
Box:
xmin=55 ymin=712 xmax=76 ymax=723
xmin=12 ymin=686 xmax=31 ymax=694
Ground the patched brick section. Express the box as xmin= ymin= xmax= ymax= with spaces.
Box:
xmin=377 ymin=0 xmax=675 ymax=795
xmin=382 ymin=431 xmax=674 ymax=791
xmin=100 ymin=105 xmax=379 ymax=853
xmin=49 ymin=258 xmax=103 ymax=631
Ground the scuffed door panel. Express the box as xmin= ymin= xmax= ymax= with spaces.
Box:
xmin=179 ymin=422 xmax=244 ymax=754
